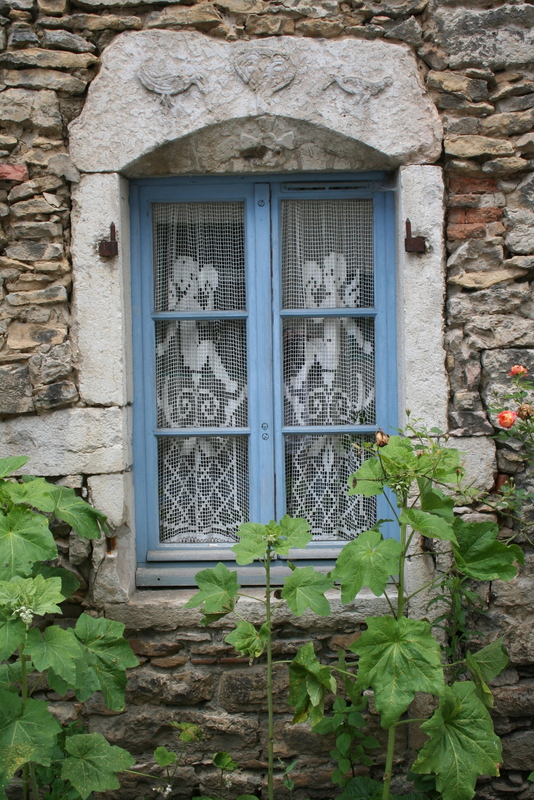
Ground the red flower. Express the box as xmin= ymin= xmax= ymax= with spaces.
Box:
xmin=497 ymin=410 xmax=517 ymax=429
xmin=508 ymin=365 xmax=528 ymax=377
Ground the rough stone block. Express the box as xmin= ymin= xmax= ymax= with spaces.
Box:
xmin=33 ymin=380 xmax=78 ymax=409
xmin=427 ymin=71 xmax=487 ymax=102
xmin=446 ymin=436 xmax=496 ymax=491
xmin=41 ymin=28 xmax=95 ymax=52
xmin=481 ymin=348 xmax=534 ymax=408
xmin=7 ymin=321 xmax=67 ymax=349
xmin=433 ymin=5 xmax=534 ymax=69
xmin=501 ymin=730 xmax=534 ymax=770
xmin=6 ymin=285 xmax=68 ymax=305
xmin=29 ymin=343 xmax=72 ymax=384
xmin=0 ymin=88 xmax=61 ymax=134
xmin=126 ymin=664 xmax=214 ymax=706
xmin=0 ymin=406 xmax=131 ymax=475
xmin=0 ymin=48 xmax=98 ymax=70
xmin=4 ymin=241 xmax=63 ymax=261
xmin=88 ymin=472 xmax=129 ymax=529
xmin=0 ymin=164 xmax=28 ymax=182
xmin=444 ymin=135 xmax=514 ymax=158
xmin=466 ymin=314 xmax=534 ymax=350
xmin=2 ymin=68 xmax=87 ymax=94
xmin=146 ymin=4 xmax=223 ymax=30
xmin=0 ymin=364 xmax=34 ymax=414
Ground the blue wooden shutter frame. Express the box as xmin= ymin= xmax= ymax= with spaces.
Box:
xmin=130 ymin=173 xmax=397 ymax=587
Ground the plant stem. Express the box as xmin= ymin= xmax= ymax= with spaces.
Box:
xmin=382 ymin=519 xmax=408 ymax=800
xmin=265 ymin=550 xmax=274 ymax=800
xmin=19 ymin=644 xmax=30 ymax=800
xmin=29 ymin=764 xmax=40 ymax=800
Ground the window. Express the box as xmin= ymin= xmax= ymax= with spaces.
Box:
xmin=131 ymin=174 xmax=397 ymax=585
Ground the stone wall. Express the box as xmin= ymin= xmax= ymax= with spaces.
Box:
xmin=0 ymin=0 xmax=534 ymax=797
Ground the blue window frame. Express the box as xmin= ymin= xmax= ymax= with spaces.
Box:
xmin=130 ymin=173 xmax=397 ymax=586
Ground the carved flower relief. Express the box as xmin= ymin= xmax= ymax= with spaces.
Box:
xmin=137 ymin=63 xmax=206 ymax=107
xmin=322 ymin=74 xmax=393 ymax=102
xmin=233 ymin=49 xmax=297 ymax=95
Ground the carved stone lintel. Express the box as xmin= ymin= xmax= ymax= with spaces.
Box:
xmin=137 ymin=63 xmax=205 ymax=107
xmin=234 ymin=49 xmax=296 ymax=95
xmin=322 ymin=74 xmax=393 ymax=102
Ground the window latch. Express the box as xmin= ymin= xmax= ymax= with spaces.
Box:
xmin=404 ymin=219 xmax=427 ymax=253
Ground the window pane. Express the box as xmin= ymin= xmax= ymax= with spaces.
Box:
xmin=153 ymin=202 xmax=246 ymax=312
xmin=283 ymin=317 xmax=375 ymax=426
xmin=281 ymin=199 xmax=374 ymax=309
xmin=158 ymin=436 xmax=248 ymax=543
xmin=285 ymin=433 xmax=375 ymax=540
xmin=156 ymin=320 xmax=247 ymax=428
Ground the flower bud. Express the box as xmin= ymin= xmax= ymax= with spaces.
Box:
xmin=376 ymin=430 xmax=389 ymax=447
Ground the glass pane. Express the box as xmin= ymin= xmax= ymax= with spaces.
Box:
xmin=282 ymin=199 xmax=374 ymax=309
xmin=285 ymin=433 xmax=375 ymax=540
xmin=158 ymin=436 xmax=248 ymax=543
xmin=156 ymin=320 xmax=247 ymax=428
xmin=153 ymin=202 xmax=246 ymax=312
xmin=283 ymin=317 xmax=375 ymax=426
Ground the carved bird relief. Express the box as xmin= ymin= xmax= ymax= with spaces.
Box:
xmin=234 ymin=50 xmax=296 ymax=95
xmin=322 ymin=74 xmax=393 ymax=102
xmin=137 ymin=64 xmax=205 ymax=108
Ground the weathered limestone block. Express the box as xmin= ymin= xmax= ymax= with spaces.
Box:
xmin=0 ymin=364 xmax=34 ymax=414
xmin=0 ymin=406 xmax=131 ymax=475
xmin=10 ymin=197 xmax=61 ymax=217
xmin=6 ymin=285 xmax=68 ymax=305
xmin=11 ymin=222 xmax=63 ymax=240
xmin=7 ymin=321 xmax=67 ymax=349
xmin=8 ymin=26 xmax=40 ymax=47
xmin=397 ymin=165 xmax=448 ymax=432
xmin=433 ymin=4 xmax=534 ymax=69
xmin=87 ymin=472 xmax=129 ymax=529
xmin=0 ymin=88 xmax=62 ymax=133
xmin=446 ymin=238 xmax=503 ymax=277
xmin=492 ymin=682 xmax=534 ymax=719
xmin=71 ymin=173 xmax=131 ymax=406
xmin=448 ymin=268 xmax=527 ymax=289
xmin=365 ymin=0 xmax=427 ymax=16
xmin=43 ymin=13 xmax=143 ymax=30
xmin=2 ymin=69 xmax=87 ymax=95
xmin=295 ymin=19 xmax=343 ymax=36
xmin=482 ymin=157 xmax=530 ymax=176
xmin=504 ymin=172 xmax=534 ymax=255
xmin=383 ymin=17 xmax=422 ymax=46
xmin=218 ymin=665 xmax=290 ymax=713
xmin=427 ymin=71 xmax=487 ymax=102
xmin=501 ymin=730 xmax=534 ymax=771
xmin=69 ymin=31 xmax=442 ymax=173
xmin=466 ymin=315 xmax=534 ymax=350
xmin=446 ymin=436 xmax=496 ymax=490
xmin=480 ymin=107 xmax=534 ymax=137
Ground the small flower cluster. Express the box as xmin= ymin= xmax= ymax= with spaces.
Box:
xmin=496 ymin=366 xmax=534 ymax=429
xmin=13 ymin=606 xmax=34 ymax=625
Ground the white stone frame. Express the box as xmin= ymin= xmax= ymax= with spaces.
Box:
xmin=0 ymin=31 xmax=498 ymax=605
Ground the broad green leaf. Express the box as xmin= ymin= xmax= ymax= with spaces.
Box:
xmin=338 ymin=776 xmax=382 ymax=800
xmin=33 ymin=565 xmax=80 ymax=600
xmin=465 ymin=653 xmax=493 ymax=708
xmin=2 ymin=478 xmax=58 ymax=513
xmin=232 ymin=523 xmax=268 ymax=565
xmin=26 ymin=627 xmax=82 ymax=685
xmin=0 ymin=575 xmax=64 ymax=618
xmin=0 ymin=457 xmax=28 ymax=479
xmin=0 ymin=690 xmax=61 ymax=786
xmin=281 ymin=566 xmax=332 ymax=616
xmin=332 ymin=531 xmax=401 ymax=602
xmin=273 ymin=516 xmax=311 ymax=555
xmin=0 ymin=618 xmax=25 ymax=660
xmin=225 ymin=620 xmax=269 ymax=660
xmin=418 ymin=480 xmax=454 ymax=522
xmin=0 ymin=661 xmax=22 ymax=692
xmin=453 ymin=519 xmax=523 ymax=581
xmin=411 ymin=682 xmax=501 ymax=800
xmin=288 ymin=642 xmax=336 ymax=726
xmin=348 ymin=457 xmax=385 ymax=497
xmin=212 ymin=751 xmax=237 ymax=771
xmin=351 ymin=616 xmax=444 ymax=728
xmin=154 ymin=746 xmax=177 ymax=767
xmin=0 ymin=508 xmax=56 ymax=579
xmin=400 ymin=508 xmax=457 ymax=545
xmin=185 ymin=563 xmax=240 ymax=615
xmin=54 ymin=487 xmax=106 ymax=540
xmin=468 ymin=639 xmax=509 ymax=683
xmin=61 ymin=732 xmax=134 ymax=800
xmin=74 ymin=614 xmax=139 ymax=710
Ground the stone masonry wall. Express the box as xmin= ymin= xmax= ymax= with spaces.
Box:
xmin=1 ymin=0 xmax=534 ymax=797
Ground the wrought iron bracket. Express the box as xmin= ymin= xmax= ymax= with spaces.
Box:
xmin=404 ymin=219 xmax=427 ymax=253
xmin=99 ymin=222 xmax=119 ymax=257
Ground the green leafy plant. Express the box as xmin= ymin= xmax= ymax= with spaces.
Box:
xmin=0 ymin=456 xmax=138 ymax=800
xmin=186 ymin=424 xmax=523 ymax=800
